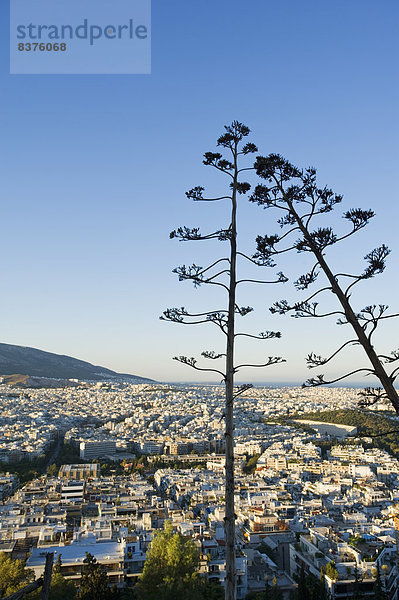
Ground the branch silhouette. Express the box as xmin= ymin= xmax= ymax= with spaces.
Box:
xmin=250 ymin=153 xmax=399 ymax=413
xmin=162 ymin=122 xmax=286 ymax=600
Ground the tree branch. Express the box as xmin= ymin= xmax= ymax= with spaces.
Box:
xmin=201 ymin=350 xmax=226 ymax=360
xmin=306 ymin=340 xmax=359 ymax=368
xmin=234 ymin=357 xmax=286 ymax=370
xmin=195 ymin=196 xmax=232 ymax=202
xmin=235 ymin=331 xmax=281 ymax=340
xmin=232 ymin=383 xmax=253 ymax=399
xmin=237 ymin=271 xmax=288 ymax=285
xmin=173 ymin=356 xmax=226 ymax=378
xmin=303 ymin=368 xmax=376 ymax=387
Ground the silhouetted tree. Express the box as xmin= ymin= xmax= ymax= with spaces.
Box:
xmin=162 ymin=122 xmax=285 ymax=600
xmin=250 ymin=154 xmax=399 ymax=413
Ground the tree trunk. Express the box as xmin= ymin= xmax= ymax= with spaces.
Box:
xmin=290 ymin=202 xmax=399 ymax=414
xmin=225 ymin=146 xmax=238 ymax=600
xmin=40 ymin=552 xmax=54 ymax=600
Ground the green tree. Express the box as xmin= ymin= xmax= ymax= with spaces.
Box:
xmin=325 ymin=561 xmax=338 ymax=581
xmin=0 ymin=551 xmax=35 ymax=597
xmin=78 ymin=552 xmax=108 ymax=600
xmin=46 ymin=464 xmax=58 ymax=477
xmin=49 ymin=554 xmax=77 ymax=600
xmin=243 ymin=454 xmax=261 ymax=474
xmin=196 ymin=580 xmax=224 ymax=600
xmin=137 ymin=521 xmax=214 ymax=600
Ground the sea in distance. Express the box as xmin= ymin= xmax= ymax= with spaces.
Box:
xmin=170 ymin=381 xmax=381 ymax=389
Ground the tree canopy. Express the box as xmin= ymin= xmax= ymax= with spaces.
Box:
xmin=78 ymin=552 xmax=109 ymax=600
xmin=0 ymin=552 xmax=35 ymax=598
xmin=250 ymin=153 xmax=399 ymax=412
xmin=137 ymin=521 xmax=222 ymax=600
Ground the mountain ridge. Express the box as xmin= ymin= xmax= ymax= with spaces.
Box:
xmin=0 ymin=343 xmax=155 ymax=383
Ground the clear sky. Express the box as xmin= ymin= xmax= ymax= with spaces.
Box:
xmin=0 ymin=0 xmax=398 ymax=384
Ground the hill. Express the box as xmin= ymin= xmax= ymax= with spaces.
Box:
xmin=0 ymin=343 xmax=155 ymax=384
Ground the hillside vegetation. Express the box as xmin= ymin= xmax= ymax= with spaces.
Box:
xmin=285 ymin=409 xmax=399 ymax=459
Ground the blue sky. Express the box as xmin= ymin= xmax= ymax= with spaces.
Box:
xmin=0 ymin=0 xmax=398 ymax=383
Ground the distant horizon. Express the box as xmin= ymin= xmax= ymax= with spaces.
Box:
xmin=158 ymin=380 xmax=397 ymax=390
xmin=1 ymin=339 xmax=396 ymax=390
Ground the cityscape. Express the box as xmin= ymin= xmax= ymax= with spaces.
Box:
xmin=1 ymin=380 xmax=399 ymax=598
